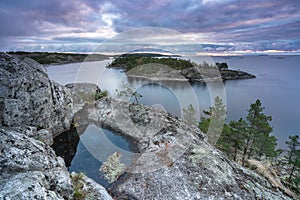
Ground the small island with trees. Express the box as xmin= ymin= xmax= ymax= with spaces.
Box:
xmin=109 ymin=53 xmax=256 ymax=82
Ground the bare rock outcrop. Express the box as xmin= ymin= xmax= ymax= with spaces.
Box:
xmin=0 ymin=129 xmax=73 ymax=199
xmin=65 ymin=83 xmax=101 ymax=113
xmin=0 ymin=53 xmax=113 ymax=200
xmin=0 ymin=53 xmax=73 ymax=137
xmin=79 ymin=98 xmax=292 ymax=200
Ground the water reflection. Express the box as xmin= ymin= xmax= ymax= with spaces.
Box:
xmin=52 ymin=124 xmax=133 ymax=188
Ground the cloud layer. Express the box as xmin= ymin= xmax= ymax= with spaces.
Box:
xmin=1 ymin=0 xmax=299 ymax=54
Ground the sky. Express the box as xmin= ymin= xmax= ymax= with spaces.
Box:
xmin=0 ymin=0 xmax=300 ymax=55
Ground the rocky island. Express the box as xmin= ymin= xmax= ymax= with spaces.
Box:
xmin=109 ymin=53 xmax=256 ymax=82
xmin=0 ymin=53 xmax=294 ymax=199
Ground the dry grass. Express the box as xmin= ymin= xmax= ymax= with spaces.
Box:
xmin=247 ymin=159 xmax=296 ymax=199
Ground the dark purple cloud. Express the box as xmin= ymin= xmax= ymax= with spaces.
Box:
xmin=0 ymin=0 xmax=299 ymax=53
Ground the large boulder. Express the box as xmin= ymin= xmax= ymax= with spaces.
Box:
xmin=80 ymin=98 xmax=292 ymax=200
xmin=0 ymin=53 xmax=73 ymax=137
xmin=0 ymin=129 xmax=73 ymax=199
xmin=0 ymin=53 xmax=114 ymax=199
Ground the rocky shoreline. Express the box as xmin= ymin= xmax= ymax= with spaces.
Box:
xmin=123 ymin=65 xmax=256 ymax=82
xmin=75 ymin=97 xmax=293 ymax=199
xmin=0 ymin=53 xmax=293 ymax=199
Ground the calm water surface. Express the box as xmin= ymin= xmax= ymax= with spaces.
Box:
xmin=67 ymin=124 xmax=133 ymax=188
xmin=47 ymin=55 xmax=300 ymax=148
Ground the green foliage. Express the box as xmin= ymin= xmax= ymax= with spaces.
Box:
xmin=215 ymin=123 xmax=232 ymax=154
xmin=286 ymin=135 xmax=300 ymax=182
xmin=8 ymin=51 xmax=108 ymax=65
xmin=182 ymin=104 xmax=197 ymax=126
xmin=198 ymin=117 xmax=210 ymax=134
xmin=201 ymin=99 xmax=278 ymax=164
xmin=95 ymin=90 xmax=108 ymax=100
xmin=286 ymin=135 xmax=300 ymax=163
xmin=199 ymin=96 xmax=226 ymax=144
xmin=217 ymin=118 xmax=248 ymax=161
xmin=244 ymin=99 xmax=275 ymax=162
xmin=110 ymin=54 xmax=195 ymax=71
xmin=71 ymin=173 xmax=87 ymax=200
xmin=215 ymin=62 xmax=228 ymax=70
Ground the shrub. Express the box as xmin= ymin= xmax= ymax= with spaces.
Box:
xmin=95 ymin=90 xmax=108 ymax=100
xmin=71 ymin=173 xmax=87 ymax=200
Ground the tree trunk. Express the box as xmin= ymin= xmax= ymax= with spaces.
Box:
xmin=288 ymin=161 xmax=296 ymax=181
xmin=242 ymin=138 xmax=250 ymax=166
xmin=233 ymin=134 xmax=239 ymax=162
xmin=134 ymin=95 xmax=139 ymax=105
xmin=247 ymin=139 xmax=254 ymax=159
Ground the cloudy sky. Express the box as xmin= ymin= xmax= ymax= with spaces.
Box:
xmin=1 ymin=0 xmax=299 ymax=54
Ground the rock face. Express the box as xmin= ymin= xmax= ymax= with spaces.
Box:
xmin=0 ymin=53 xmax=73 ymax=137
xmin=65 ymin=83 xmax=101 ymax=113
xmin=0 ymin=128 xmax=73 ymax=199
xmin=80 ymin=98 xmax=292 ymax=200
xmin=0 ymin=53 xmax=114 ymax=200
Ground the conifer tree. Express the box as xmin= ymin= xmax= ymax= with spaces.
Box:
xmin=199 ymin=96 xmax=226 ymax=144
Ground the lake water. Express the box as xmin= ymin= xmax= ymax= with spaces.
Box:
xmin=47 ymin=55 xmax=300 ymax=149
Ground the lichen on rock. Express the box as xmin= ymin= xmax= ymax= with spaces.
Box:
xmin=0 ymin=53 xmax=114 ymax=200
xmin=0 ymin=53 xmax=73 ymax=136
xmin=0 ymin=129 xmax=73 ymax=199
xmin=100 ymin=152 xmax=126 ymax=183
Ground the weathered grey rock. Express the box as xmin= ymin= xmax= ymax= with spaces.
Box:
xmin=71 ymin=172 xmax=113 ymax=200
xmin=7 ymin=126 xmax=54 ymax=145
xmin=65 ymin=83 xmax=101 ymax=113
xmin=0 ymin=129 xmax=73 ymax=199
xmin=80 ymin=98 xmax=292 ymax=200
xmin=0 ymin=53 xmax=73 ymax=136
xmin=36 ymin=129 xmax=54 ymax=145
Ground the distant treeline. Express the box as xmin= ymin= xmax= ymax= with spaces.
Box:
xmin=6 ymin=51 xmax=109 ymax=65
xmin=110 ymin=54 xmax=229 ymax=71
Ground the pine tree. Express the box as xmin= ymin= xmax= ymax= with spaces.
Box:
xmin=182 ymin=104 xmax=197 ymax=126
xmin=286 ymin=135 xmax=300 ymax=163
xmin=199 ymin=96 xmax=226 ymax=145
xmin=286 ymin=135 xmax=300 ymax=182
xmin=215 ymin=123 xmax=231 ymax=155
xmin=229 ymin=118 xmax=248 ymax=162
xmin=245 ymin=99 xmax=274 ymax=160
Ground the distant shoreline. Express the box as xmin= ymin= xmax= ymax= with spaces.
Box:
xmin=7 ymin=51 xmax=110 ymax=65
xmin=7 ymin=51 xmax=256 ymax=81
